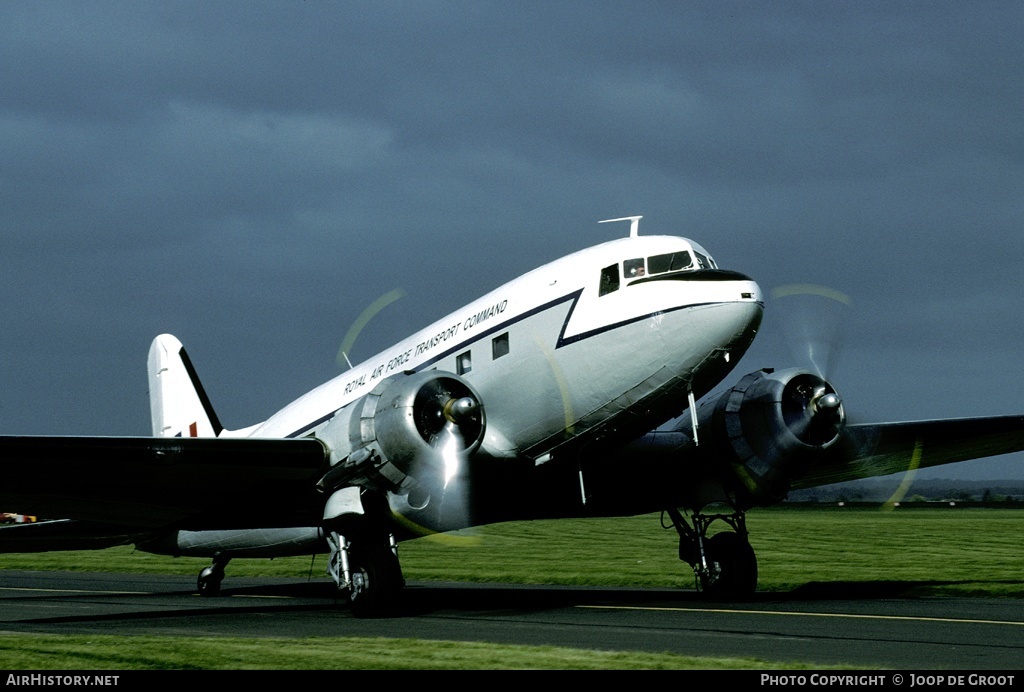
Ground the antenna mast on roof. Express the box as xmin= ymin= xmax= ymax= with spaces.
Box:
xmin=598 ymin=215 xmax=643 ymax=237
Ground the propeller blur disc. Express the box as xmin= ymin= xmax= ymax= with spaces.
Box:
xmin=770 ymin=284 xmax=851 ymax=380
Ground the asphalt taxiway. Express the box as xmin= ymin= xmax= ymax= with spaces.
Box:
xmin=0 ymin=570 xmax=1021 ymax=669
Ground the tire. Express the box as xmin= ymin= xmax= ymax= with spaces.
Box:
xmin=699 ymin=531 xmax=757 ymax=599
xmin=197 ymin=565 xmax=223 ymax=597
xmin=347 ymin=541 xmax=405 ymax=618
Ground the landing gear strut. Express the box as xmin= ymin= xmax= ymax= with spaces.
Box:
xmin=666 ymin=508 xmax=757 ymax=598
xmin=197 ymin=553 xmax=230 ymax=597
xmin=327 ymin=530 xmax=405 ymax=617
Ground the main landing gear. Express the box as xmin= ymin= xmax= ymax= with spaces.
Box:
xmin=191 ymin=529 xmax=405 ymax=614
xmin=327 ymin=530 xmax=405 ymax=617
xmin=666 ymin=507 xmax=757 ymax=598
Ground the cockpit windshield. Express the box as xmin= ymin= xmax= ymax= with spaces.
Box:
xmin=648 ymin=251 xmax=693 ymax=273
xmin=599 ymin=246 xmax=718 ymax=296
xmin=694 ymin=251 xmax=714 ymax=269
xmin=624 ymin=258 xmax=646 ymax=278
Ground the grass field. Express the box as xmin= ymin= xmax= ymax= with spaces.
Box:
xmin=1 ymin=507 xmax=1021 ymax=668
xmin=3 ymin=507 xmax=1020 ymax=594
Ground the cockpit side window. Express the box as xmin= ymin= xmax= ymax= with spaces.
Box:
xmin=694 ymin=252 xmax=711 ymax=269
xmin=648 ymin=251 xmax=693 ymax=274
xmin=623 ymin=258 xmax=645 ymax=278
xmin=599 ymin=263 xmax=620 ymax=296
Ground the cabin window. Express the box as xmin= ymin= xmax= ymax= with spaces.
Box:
xmin=647 ymin=251 xmax=693 ymax=274
xmin=492 ymin=332 xmax=509 ymax=359
xmin=456 ymin=350 xmax=472 ymax=375
xmin=624 ymin=258 xmax=646 ymax=278
xmin=599 ymin=264 xmax=620 ymax=296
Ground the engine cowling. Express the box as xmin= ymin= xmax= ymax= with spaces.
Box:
xmin=316 ymin=371 xmax=485 ymax=499
xmin=697 ymin=367 xmax=845 ymax=506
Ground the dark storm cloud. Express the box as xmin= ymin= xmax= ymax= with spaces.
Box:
xmin=0 ymin=2 xmax=1021 ymax=480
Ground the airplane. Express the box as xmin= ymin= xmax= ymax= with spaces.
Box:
xmin=2 ymin=215 xmax=1023 ymax=616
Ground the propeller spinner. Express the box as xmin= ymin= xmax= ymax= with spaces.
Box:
xmin=406 ymin=380 xmax=484 ymax=519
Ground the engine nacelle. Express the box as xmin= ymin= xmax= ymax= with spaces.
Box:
xmin=316 ymin=371 xmax=485 ymax=499
xmin=698 ymin=368 xmax=845 ymax=506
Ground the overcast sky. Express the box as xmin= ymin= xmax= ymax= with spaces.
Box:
xmin=1 ymin=2 xmax=1021 ymax=480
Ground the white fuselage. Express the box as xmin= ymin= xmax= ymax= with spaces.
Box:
xmin=247 ymin=234 xmax=763 ymax=459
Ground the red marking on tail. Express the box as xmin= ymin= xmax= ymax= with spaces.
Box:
xmin=189 ymin=421 xmax=198 ymax=437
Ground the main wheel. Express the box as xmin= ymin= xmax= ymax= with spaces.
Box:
xmin=699 ymin=531 xmax=757 ymax=599
xmin=346 ymin=541 xmax=405 ymax=618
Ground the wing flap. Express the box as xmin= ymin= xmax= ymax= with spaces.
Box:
xmin=795 ymin=415 xmax=1024 ymax=488
xmin=0 ymin=436 xmax=328 ymax=530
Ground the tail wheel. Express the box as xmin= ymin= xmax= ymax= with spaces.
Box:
xmin=197 ymin=565 xmax=224 ymax=597
xmin=700 ymin=532 xmax=757 ymax=598
xmin=197 ymin=554 xmax=229 ymax=597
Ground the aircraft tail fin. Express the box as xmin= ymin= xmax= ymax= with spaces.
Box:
xmin=147 ymin=334 xmax=224 ymax=438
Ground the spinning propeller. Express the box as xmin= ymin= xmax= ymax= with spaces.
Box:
xmin=771 ymin=283 xmax=851 ymax=437
xmin=405 ymin=377 xmax=484 ymax=530
xmin=770 ymin=283 xmax=851 ymax=381
xmin=767 ymin=282 xmax=919 ymax=505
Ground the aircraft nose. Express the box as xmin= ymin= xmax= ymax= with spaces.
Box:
xmin=733 ymin=275 xmax=761 ymax=303
xmin=716 ymin=271 xmax=763 ymax=307
xmin=701 ymin=269 xmax=763 ymax=305
xmin=730 ymin=293 xmax=764 ymax=333
xmin=713 ymin=278 xmax=764 ymax=346
xmin=747 ymin=278 xmax=764 ymax=305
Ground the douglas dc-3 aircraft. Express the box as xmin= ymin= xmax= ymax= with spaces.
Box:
xmin=2 ymin=216 xmax=1023 ymax=616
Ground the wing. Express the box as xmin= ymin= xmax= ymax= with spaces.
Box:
xmin=795 ymin=414 xmax=1024 ymax=488
xmin=0 ymin=436 xmax=328 ymax=531
xmin=670 ymin=369 xmax=1024 ymax=508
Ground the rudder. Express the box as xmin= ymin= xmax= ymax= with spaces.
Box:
xmin=147 ymin=334 xmax=223 ymax=438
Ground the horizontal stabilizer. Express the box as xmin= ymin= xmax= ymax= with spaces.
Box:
xmin=0 ymin=519 xmax=145 ymax=553
xmin=0 ymin=436 xmax=327 ymax=530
